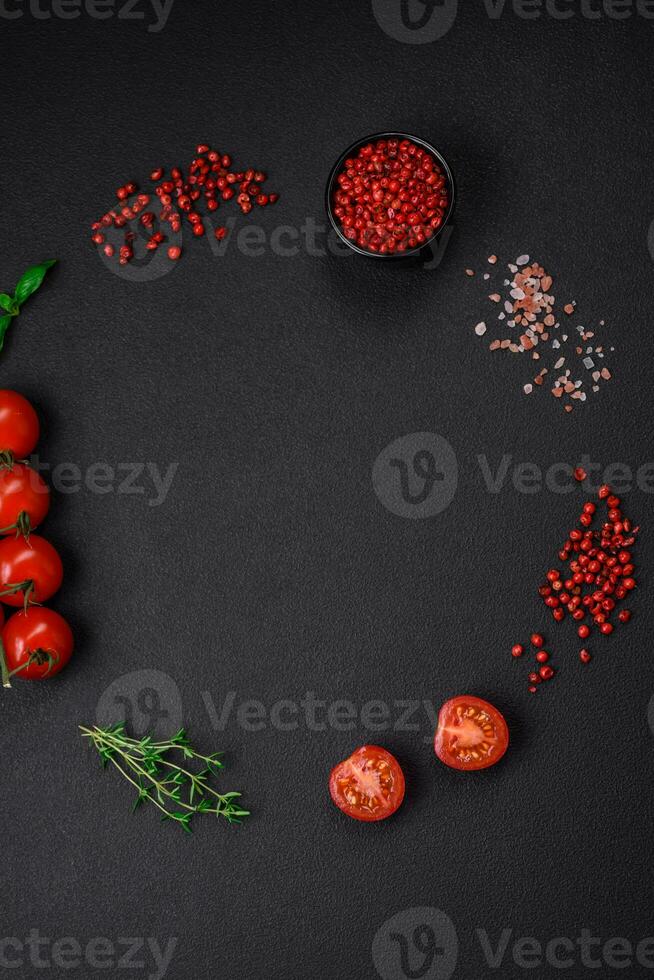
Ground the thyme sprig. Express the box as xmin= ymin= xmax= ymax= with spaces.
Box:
xmin=79 ymin=723 xmax=249 ymax=834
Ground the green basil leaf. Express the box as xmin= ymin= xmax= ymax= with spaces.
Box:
xmin=0 ymin=293 xmax=15 ymax=313
xmin=14 ymin=259 xmax=57 ymax=307
xmin=0 ymin=314 xmax=13 ymax=353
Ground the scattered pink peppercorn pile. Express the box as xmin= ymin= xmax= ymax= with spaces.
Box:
xmin=90 ymin=143 xmax=279 ymax=265
xmin=512 ymin=634 xmax=557 ymax=694
xmin=512 ymin=470 xmax=640 ymax=694
xmin=331 ymin=137 xmax=450 ymax=254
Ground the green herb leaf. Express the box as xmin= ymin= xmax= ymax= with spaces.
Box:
xmin=0 ymin=294 xmax=18 ymax=315
xmin=14 ymin=260 xmax=57 ymax=308
xmin=132 ymin=789 xmax=149 ymax=812
xmin=0 ymin=315 xmax=12 ymax=353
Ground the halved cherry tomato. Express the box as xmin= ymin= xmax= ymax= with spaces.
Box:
xmin=1 ymin=607 xmax=73 ymax=686
xmin=329 ymin=745 xmax=405 ymax=822
xmin=0 ymin=534 xmax=63 ymax=608
xmin=0 ymin=390 xmax=39 ymax=462
xmin=434 ymin=696 xmax=509 ymax=771
xmin=0 ymin=463 xmax=50 ymax=537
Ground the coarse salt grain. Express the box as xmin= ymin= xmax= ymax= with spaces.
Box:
xmin=475 ymin=322 xmax=487 ymax=336
xmin=465 ymin=253 xmax=614 ymax=411
xmin=524 ymin=384 xmax=533 ymax=394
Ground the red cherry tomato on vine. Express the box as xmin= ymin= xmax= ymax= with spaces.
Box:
xmin=1 ymin=607 xmax=73 ymax=684
xmin=0 ymin=390 xmax=39 ymax=461
xmin=0 ymin=463 xmax=50 ymax=536
xmin=434 ymin=696 xmax=509 ymax=771
xmin=329 ymin=745 xmax=405 ymax=822
xmin=0 ymin=535 xmax=63 ymax=607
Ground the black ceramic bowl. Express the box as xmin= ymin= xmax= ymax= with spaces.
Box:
xmin=325 ymin=131 xmax=456 ymax=261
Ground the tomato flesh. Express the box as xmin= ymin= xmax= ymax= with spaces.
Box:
xmin=329 ymin=745 xmax=405 ymax=822
xmin=434 ymin=696 xmax=509 ymax=771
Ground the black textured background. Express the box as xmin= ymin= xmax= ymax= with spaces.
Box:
xmin=2 ymin=2 xmax=654 ymax=979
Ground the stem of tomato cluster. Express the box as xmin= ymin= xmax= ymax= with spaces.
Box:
xmin=16 ymin=512 xmax=31 ymax=540
xmin=0 ymin=637 xmax=11 ymax=689
xmin=0 ymin=580 xmax=35 ymax=614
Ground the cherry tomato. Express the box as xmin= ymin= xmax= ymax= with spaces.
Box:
xmin=434 ymin=696 xmax=509 ymax=771
xmin=329 ymin=745 xmax=405 ymax=822
xmin=0 ymin=535 xmax=63 ymax=607
xmin=0 ymin=390 xmax=39 ymax=461
xmin=0 ymin=463 xmax=50 ymax=536
xmin=1 ymin=607 xmax=73 ymax=683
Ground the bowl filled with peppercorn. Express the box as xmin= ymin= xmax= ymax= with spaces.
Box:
xmin=326 ymin=132 xmax=455 ymax=261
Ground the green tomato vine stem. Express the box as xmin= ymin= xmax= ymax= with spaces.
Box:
xmin=0 ymin=637 xmax=11 ymax=689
